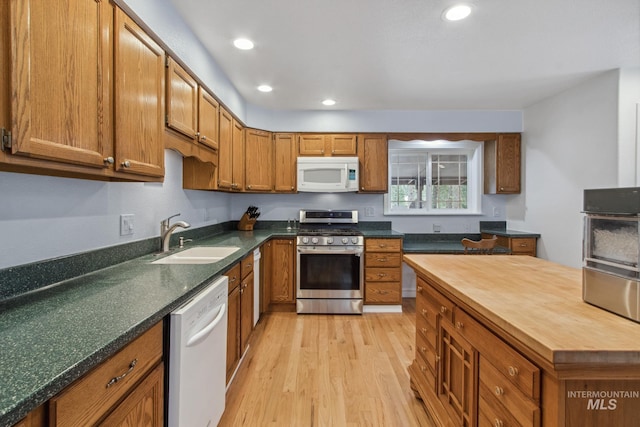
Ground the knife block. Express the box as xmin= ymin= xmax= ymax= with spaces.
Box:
xmin=237 ymin=213 xmax=257 ymax=231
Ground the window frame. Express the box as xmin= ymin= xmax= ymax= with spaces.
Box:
xmin=384 ymin=139 xmax=483 ymax=216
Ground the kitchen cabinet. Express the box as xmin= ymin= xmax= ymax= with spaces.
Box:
xmin=298 ymin=134 xmax=357 ymax=156
xmin=217 ymin=110 xmax=244 ymax=191
xmin=231 ymin=119 xmax=245 ymax=190
xmin=49 ymin=322 xmax=164 ymax=427
xmin=0 ymin=1 xmax=165 ymax=181
xmin=12 ymin=405 xmax=45 ymax=427
xmin=482 ymin=233 xmax=537 ymax=257
xmin=265 ymin=238 xmax=296 ymax=307
xmin=364 ymin=238 xmax=402 ymax=305
xmin=357 ymin=134 xmax=388 ymax=192
xmin=273 ymin=133 xmax=297 ymax=192
xmin=484 ymin=133 xmax=521 ymax=194
xmin=225 ymin=252 xmax=254 ymax=384
xmin=245 ymin=128 xmax=273 ymax=191
xmin=411 ymin=274 xmax=540 ymax=427
xmin=165 ymin=57 xmax=219 ymax=152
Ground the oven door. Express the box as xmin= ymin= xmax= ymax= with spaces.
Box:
xmin=297 ymin=246 xmax=363 ymax=299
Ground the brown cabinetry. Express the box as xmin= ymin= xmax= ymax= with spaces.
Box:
xmin=482 ymin=233 xmax=537 ymax=257
xmin=225 ymin=253 xmax=254 ymax=384
xmin=411 ymin=277 xmax=540 ymax=427
xmin=49 ymin=322 xmax=164 ymax=427
xmin=0 ymin=1 xmax=164 ymax=181
xmin=298 ymin=134 xmax=357 ymax=156
xmin=274 ymin=133 xmax=297 ymax=192
xmin=217 ymin=110 xmax=244 ymax=190
xmin=364 ymin=238 xmax=402 ymax=304
xmin=245 ymin=129 xmax=273 ymax=191
xmin=265 ymin=238 xmax=296 ymax=307
xmin=357 ymin=134 xmax=388 ymax=192
xmin=484 ymin=133 xmax=521 ymax=194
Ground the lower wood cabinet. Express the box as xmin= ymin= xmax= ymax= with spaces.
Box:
xmin=48 ymin=322 xmax=164 ymax=427
xmin=265 ymin=238 xmax=296 ymax=308
xmin=482 ymin=233 xmax=538 ymax=257
xmin=364 ymin=238 xmax=402 ymax=305
xmin=225 ymin=252 xmax=255 ymax=384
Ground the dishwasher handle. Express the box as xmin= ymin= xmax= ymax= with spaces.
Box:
xmin=186 ymin=304 xmax=226 ymax=347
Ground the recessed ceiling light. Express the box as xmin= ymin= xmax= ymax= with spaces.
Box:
xmin=442 ymin=4 xmax=472 ymax=21
xmin=322 ymin=99 xmax=336 ymax=106
xmin=233 ymin=38 xmax=254 ymax=50
xmin=257 ymin=85 xmax=273 ymax=93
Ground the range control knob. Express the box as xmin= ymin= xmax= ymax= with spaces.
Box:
xmin=311 ymin=237 xmax=319 ymax=244
xmin=302 ymin=237 xmax=309 ymax=244
xmin=351 ymin=237 xmax=359 ymax=244
xmin=342 ymin=237 xmax=349 ymax=244
xmin=327 ymin=237 xmax=334 ymax=244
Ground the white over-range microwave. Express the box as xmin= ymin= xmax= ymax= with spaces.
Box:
xmin=297 ymin=156 xmax=359 ymax=192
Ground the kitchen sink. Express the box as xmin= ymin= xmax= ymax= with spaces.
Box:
xmin=151 ymin=246 xmax=240 ymax=264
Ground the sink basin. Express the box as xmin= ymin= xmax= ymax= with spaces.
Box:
xmin=151 ymin=246 xmax=240 ymax=264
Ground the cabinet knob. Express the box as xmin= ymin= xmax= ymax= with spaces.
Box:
xmin=500 ymin=187 xmax=505 ymax=191
xmin=291 ymin=186 xmax=294 ymax=190
xmin=494 ymin=420 xmax=504 ymax=427
xmin=332 ymin=150 xmax=335 ymax=154
xmin=289 ymin=241 xmax=292 ymax=245
xmin=378 ymin=243 xmax=387 ymax=248
xmin=201 ymin=135 xmax=207 ymax=141
xmin=435 ymin=355 xmax=440 ymax=362
xmin=421 ymin=309 xmax=427 ymax=315
xmin=377 ymin=258 xmax=387 ymax=262
xmin=421 ymin=365 xmax=427 ymax=372
xmin=378 ymin=273 xmax=387 ymax=278
xmin=104 ymin=156 xmax=114 ymax=164
xmin=440 ymin=306 xmax=447 ymax=314
xmin=417 ymin=286 xmax=423 ymax=292
xmin=421 ymin=346 xmax=426 ymax=353
xmin=361 ymin=187 xmax=365 ymax=190
xmin=420 ymin=327 xmax=427 ymax=334
xmin=508 ymin=366 xmax=519 ymax=377
xmin=121 ymin=160 xmax=131 ymax=168
xmin=248 ymin=185 xmax=252 ymax=189
xmin=495 ymin=386 xmax=504 ymax=396
xmin=321 ymin=149 xmax=325 ymax=154
xmin=456 ymin=321 xmax=464 ymax=330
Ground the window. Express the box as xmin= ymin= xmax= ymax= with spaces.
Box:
xmin=384 ymin=140 xmax=482 ymax=215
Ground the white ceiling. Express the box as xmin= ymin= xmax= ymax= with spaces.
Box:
xmin=171 ymin=0 xmax=639 ymax=111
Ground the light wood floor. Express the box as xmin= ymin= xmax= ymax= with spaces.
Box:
xmin=219 ymin=299 xmax=436 ymax=427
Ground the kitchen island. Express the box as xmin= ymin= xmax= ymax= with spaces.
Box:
xmin=403 ymin=254 xmax=640 ymax=427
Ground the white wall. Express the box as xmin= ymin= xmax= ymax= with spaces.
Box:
xmin=618 ymin=68 xmax=640 ymax=186
xmin=507 ymin=71 xmax=621 ymax=268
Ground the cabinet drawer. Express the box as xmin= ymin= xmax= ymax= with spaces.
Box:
xmin=511 ymin=238 xmax=536 ymax=254
xmin=365 ymin=252 xmax=401 ymax=267
xmin=413 ymin=353 xmax=437 ymax=394
xmin=50 ymin=322 xmax=163 ymax=427
xmin=416 ymin=330 xmax=438 ymax=373
xmin=420 ymin=278 xmax=455 ymax=323
xmin=226 ymin=263 xmax=241 ymax=293
xmin=365 ymin=238 xmax=402 ymax=253
xmin=479 ymin=355 xmax=540 ymax=427
xmin=365 ymin=282 xmax=401 ymax=303
xmin=455 ymin=308 xmax=540 ymax=400
xmin=241 ymin=252 xmax=254 ymax=278
xmin=478 ymin=389 xmax=521 ymax=427
xmin=416 ymin=296 xmax=438 ymax=331
xmin=365 ymin=267 xmax=401 ymax=282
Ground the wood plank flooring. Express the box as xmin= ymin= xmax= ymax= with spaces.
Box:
xmin=219 ymin=299 xmax=435 ymax=427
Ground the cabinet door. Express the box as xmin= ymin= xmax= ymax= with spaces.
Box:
xmin=217 ymin=107 xmax=233 ymax=189
xmin=274 ymin=133 xmax=296 ymax=192
xmin=269 ymin=239 xmax=295 ymax=303
xmin=9 ymin=0 xmax=113 ymax=168
xmin=96 ymin=363 xmax=164 ymax=427
xmin=358 ymin=134 xmax=388 ymax=192
xmin=439 ymin=320 xmax=477 ymax=427
xmin=496 ymin=133 xmax=521 ymax=193
xmin=231 ymin=119 xmax=245 ymax=190
xmin=114 ymin=8 xmax=165 ymax=178
xmin=197 ymin=88 xmax=219 ymax=151
xmin=226 ymin=285 xmax=240 ymax=383
xmin=329 ymin=134 xmax=357 ymax=155
xmin=298 ymin=134 xmax=326 ymax=156
xmin=165 ymin=57 xmax=197 ymax=140
xmin=240 ymin=271 xmax=254 ymax=354
xmin=245 ymin=129 xmax=273 ymax=191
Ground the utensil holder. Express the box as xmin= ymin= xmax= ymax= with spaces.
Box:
xmin=237 ymin=213 xmax=257 ymax=231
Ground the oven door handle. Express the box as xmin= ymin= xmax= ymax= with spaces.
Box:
xmin=297 ymin=247 xmax=363 ymax=256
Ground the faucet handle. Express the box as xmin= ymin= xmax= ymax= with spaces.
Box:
xmin=161 ymin=213 xmax=181 ymax=227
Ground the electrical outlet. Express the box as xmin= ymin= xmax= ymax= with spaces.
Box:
xmin=364 ymin=207 xmax=375 ymax=217
xmin=433 ymin=224 xmax=441 ymax=233
xmin=120 ymin=214 xmax=134 ymax=236
xmin=493 ymin=207 xmax=500 ymax=217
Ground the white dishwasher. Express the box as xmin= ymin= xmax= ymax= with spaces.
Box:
xmin=168 ymin=276 xmax=228 ymax=427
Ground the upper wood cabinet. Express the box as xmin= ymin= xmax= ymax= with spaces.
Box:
xmin=217 ymin=111 xmax=244 ymax=191
xmin=245 ymin=129 xmax=273 ymax=191
xmin=298 ymin=134 xmax=357 ymax=156
xmin=357 ymin=134 xmax=388 ymax=192
xmin=113 ymin=8 xmax=165 ymax=178
xmin=231 ymin=119 xmax=245 ymax=191
xmin=165 ymin=57 xmax=219 ymax=152
xmin=273 ymin=133 xmax=297 ymax=192
xmin=0 ymin=1 xmax=164 ymax=181
xmin=484 ymin=133 xmax=521 ymax=194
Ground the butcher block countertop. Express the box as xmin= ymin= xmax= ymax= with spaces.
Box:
xmin=403 ymin=254 xmax=640 ymax=368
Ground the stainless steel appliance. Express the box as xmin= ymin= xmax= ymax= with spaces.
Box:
xmin=296 ymin=209 xmax=364 ymax=314
xmin=583 ymin=187 xmax=640 ymax=322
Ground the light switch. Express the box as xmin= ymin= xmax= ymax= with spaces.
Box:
xmin=120 ymin=214 xmax=135 ymax=236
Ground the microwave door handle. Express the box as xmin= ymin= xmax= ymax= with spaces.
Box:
xmin=344 ymin=164 xmax=349 ymax=189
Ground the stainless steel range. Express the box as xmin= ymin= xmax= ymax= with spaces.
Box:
xmin=296 ymin=210 xmax=364 ymax=314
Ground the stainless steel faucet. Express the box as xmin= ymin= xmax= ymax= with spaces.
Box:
xmin=160 ymin=213 xmax=190 ymax=252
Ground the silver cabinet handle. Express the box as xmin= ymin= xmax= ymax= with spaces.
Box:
xmin=104 ymin=156 xmax=114 ymax=164
xmin=106 ymin=359 xmax=137 ymax=388
xmin=121 ymin=160 xmax=131 ymax=168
